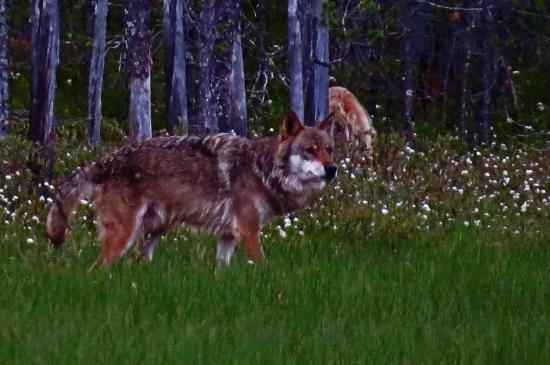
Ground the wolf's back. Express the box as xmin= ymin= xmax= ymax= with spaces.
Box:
xmin=45 ymin=165 xmax=96 ymax=245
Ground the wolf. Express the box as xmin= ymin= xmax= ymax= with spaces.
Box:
xmin=45 ymin=111 xmax=336 ymax=266
xmin=326 ymin=86 xmax=377 ymax=157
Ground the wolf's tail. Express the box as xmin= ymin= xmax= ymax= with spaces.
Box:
xmin=46 ymin=165 xmax=96 ymax=245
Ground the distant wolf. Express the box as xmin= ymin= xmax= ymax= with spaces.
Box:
xmin=46 ymin=111 xmax=337 ymax=266
xmin=326 ymin=86 xmax=376 ymax=156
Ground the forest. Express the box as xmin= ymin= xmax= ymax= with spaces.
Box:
xmin=1 ymin=1 xmax=549 ymax=145
xmin=1 ymin=1 xmax=550 ymax=363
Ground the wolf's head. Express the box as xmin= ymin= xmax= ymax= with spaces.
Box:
xmin=277 ymin=110 xmax=337 ymax=185
xmin=325 ymin=102 xmax=352 ymax=145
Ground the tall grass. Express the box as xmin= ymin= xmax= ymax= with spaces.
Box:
xmin=1 ymin=127 xmax=549 ymax=363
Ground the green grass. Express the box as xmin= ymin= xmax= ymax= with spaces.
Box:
xmin=1 ymin=128 xmax=550 ymax=363
xmin=1 ymin=225 xmax=550 ymax=364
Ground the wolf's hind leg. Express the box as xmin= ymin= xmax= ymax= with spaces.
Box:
xmin=138 ymin=232 xmax=163 ymax=262
xmin=95 ymin=201 xmax=147 ymax=266
xmin=216 ymin=233 xmax=239 ymax=265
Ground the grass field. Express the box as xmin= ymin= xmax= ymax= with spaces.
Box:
xmin=1 ymin=131 xmax=550 ymax=363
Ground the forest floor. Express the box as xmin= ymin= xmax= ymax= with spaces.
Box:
xmin=1 ymin=124 xmax=550 ymax=364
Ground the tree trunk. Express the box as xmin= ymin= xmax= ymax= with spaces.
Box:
xmin=288 ymin=0 xmax=304 ymax=121
xmin=124 ymin=0 xmax=152 ymax=143
xmin=401 ymin=1 xmax=416 ymax=142
xmin=197 ymin=0 xmax=218 ymax=136
xmin=476 ymin=1 xmax=495 ymax=145
xmin=164 ymin=0 xmax=188 ymax=135
xmin=457 ymin=10 xmax=473 ymax=142
xmin=304 ymin=0 xmax=329 ymax=126
xmin=228 ymin=15 xmax=248 ymax=136
xmin=0 ymin=0 xmax=8 ymax=141
xmin=29 ymin=0 xmax=59 ymax=145
xmin=185 ymin=6 xmax=199 ymax=135
xmin=87 ymin=0 xmax=108 ymax=146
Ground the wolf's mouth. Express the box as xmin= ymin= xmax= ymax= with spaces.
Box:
xmin=302 ymin=172 xmax=324 ymax=183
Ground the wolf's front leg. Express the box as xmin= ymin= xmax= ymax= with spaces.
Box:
xmin=216 ymin=233 xmax=239 ymax=265
xmin=234 ymin=201 xmax=265 ymax=262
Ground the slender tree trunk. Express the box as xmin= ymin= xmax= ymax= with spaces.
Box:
xmin=227 ymin=1 xmax=248 ymax=137
xmin=441 ymin=26 xmax=456 ymax=125
xmin=304 ymin=0 xmax=329 ymax=126
xmin=457 ymin=9 xmax=472 ymax=141
xmin=29 ymin=0 xmax=59 ymax=145
xmin=216 ymin=1 xmax=248 ymax=137
xmin=87 ymin=0 xmax=108 ymax=145
xmin=197 ymin=0 xmax=218 ymax=136
xmin=164 ymin=0 xmax=188 ymax=135
xmin=0 ymin=0 xmax=8 ymax=141
xmin=185 ymin=6 xmax=199 ymax=135
xmin=288 ymin=0 xmax=304 ymax=121
xmin=124 ymin=0 xmax=151 ymax=143
xmin=458 ymin=47 xmax=471 ymax=140
xmin=401 ymin=1 xmax=415 ymax=142
xmin=476 ymin=1 xmax=494 ymax=145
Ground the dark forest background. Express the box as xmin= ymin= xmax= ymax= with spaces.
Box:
xmin=1 ymin=0 xmax=550 ymax=148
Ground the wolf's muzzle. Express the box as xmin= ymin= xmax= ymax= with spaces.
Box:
xmin=323 ymin=164 xmax=337 ymax=182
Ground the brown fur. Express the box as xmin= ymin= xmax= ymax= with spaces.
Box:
xmin=326 ymin=86 xmax=377 ymax=157
xmin=46 ymin=112 xmax=336 ymax=266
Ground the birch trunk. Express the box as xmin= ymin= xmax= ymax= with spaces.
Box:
xmin=164 ymin=0 xmax=188 ymax=134
xmin=29 ymin=0 xmax=59 ymax=145
xmin=87 ymin=0 xmax=108 ymax=145
xmin=124 ymin=0 xmax=152 ymax=143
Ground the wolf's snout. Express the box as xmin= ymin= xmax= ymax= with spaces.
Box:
xmin=323 ymin=165 xmax=337 ymax=181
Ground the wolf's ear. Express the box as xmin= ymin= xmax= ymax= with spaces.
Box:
xmin=280 ymin=110 xmax=305 ymax=141
xmin=318 ymin=112 xmax=334 ymax=130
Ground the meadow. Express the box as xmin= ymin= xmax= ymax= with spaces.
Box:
xmin=1 ymin=126 xmax=550 ymax=364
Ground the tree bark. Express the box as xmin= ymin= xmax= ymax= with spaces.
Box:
xmin=304 ymin=0 xmax=329 ymax=126
xmin=0 ymin=0 xmax=8 ymax=141
xmin=288 ymin=0 xmax=304 ymax=122
xmin=87 ymin=0 xmax=108 ymax=145
xmin=457 ymin=9 xmax=473 ymax=142
xmin=228 ymin=7 xmax=248 ymax=136
xmin=197 ymin=0 xmax=218 ymax=136
xmin=124 ymin=0 xmax=152 ymax=143
xmin=29 ymin=0 xmax=59 ymax=145
xmin=401 ymin=1 xmax=416 ymax=142
xmin=164 ymin=0 xmax=188 ymax=135
xmin=476 ymin=1 xmax=495 ymax=145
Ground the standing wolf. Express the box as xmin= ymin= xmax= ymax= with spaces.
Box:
xmin=327 ymin=86 xmax=377 ymax=157
xmin=46 ymin=111 xmax=336 ymax=266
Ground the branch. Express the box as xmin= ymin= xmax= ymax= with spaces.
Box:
xmin=416 ymin=1 xmax=484 ymax=12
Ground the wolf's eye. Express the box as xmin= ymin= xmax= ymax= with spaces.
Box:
xmin=326 ymin=145 xmax=333 ymax=155
xmin=335 ymin=124 xmax=345 ymax=133
xmin=304 ymin=146 xmax=317 ymax=155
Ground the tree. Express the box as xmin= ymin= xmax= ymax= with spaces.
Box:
xmin=303 ymin=0 xmax=329 ymax=126
xmin=164 ymin=0 xmax=188 ymax=135
xmin=475 ymin=1 xmax=495 ymax=145
xmin=288 ymin=0 xmax=304 ymax=122
xmin=0 ymin=0 xmax=7 ymax=141
xmin=400 ymin=1 xmax=427 ymax=142
xmin=217 ymin=0 xmax=248 ymax=137
xmin=124 ymin=0 xmax=152 ymax=143
xmin=197 ymin=0 xmax=218 ymax=136
xmin=457 ymin=12 xmax=473 ymax=141
xmin=29 ymin=0 xmax=59 ymax=145
xmin=87 ymin=0 xmax=108 ymax=145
